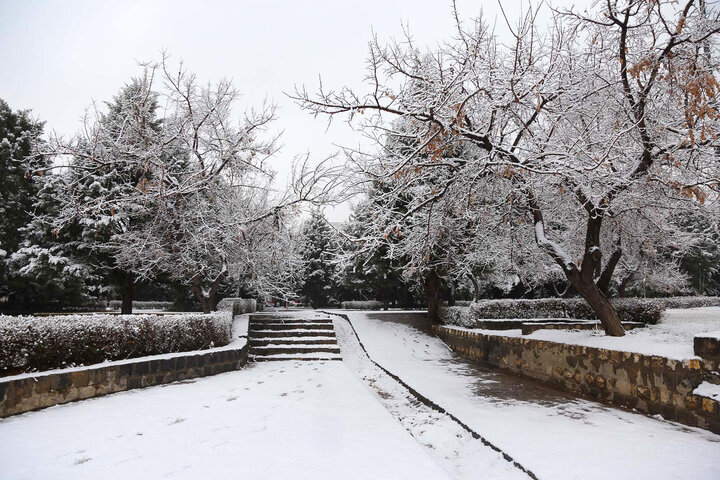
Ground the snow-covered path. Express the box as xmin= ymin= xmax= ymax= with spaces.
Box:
xmin=0 ymin=360 xmax=454 ymax=480
xmin=332 ymin=310 xmax=720 ymax=480
xmin=2 ymin=309 xmax=719 ymax=480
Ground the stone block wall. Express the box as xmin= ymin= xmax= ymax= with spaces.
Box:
xmin=0 ymin=344 xmax=248 ymax=418
xmin=434 ymin=326 xmax=720 ymax=434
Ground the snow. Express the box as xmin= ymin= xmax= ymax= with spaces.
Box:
xmin=0 ymin=361 xmax=452 ymax=480
xmin=525 ymin=307 xmax=720 ymax=360
xmin=694 ymin=382 xmax=720 ymax=401
xmin=2 ymin=309 xmax=718 ymax=480
xmin=329 ymin=312 xmax=530 ymax=479
xmin=332 ymin=310 xmax=720 ymax=480
xmin=697 ymin=330 xmax=720 ymax=340
xmin=534 ymin=220 xmax=574 ymax=269
xmin=3 ymin=314 xmax=250 ymax=383
xmin=443 ymin=325 xmax=524 ymax=337
xmin=445 ymin=307 xmax=720 ymax=360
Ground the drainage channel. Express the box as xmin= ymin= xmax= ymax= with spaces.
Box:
xmin=323 ymin=311 xmax=539 ymax=480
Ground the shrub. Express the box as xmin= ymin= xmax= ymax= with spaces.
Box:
xmin=0 ymin=312 xmax=232 ymax=375
xmin=341 ymin=300 xmax=383 ymax=310
xmin=107 ymin=300 xmax=173 ymax=310
xmin=439 ymin=297 xmax=666 ymax=328
xmin=216 ymin=298 xmax=257 ymax=316
xmin=658 ymin=296 xmax=720 ymax=309
xmin=438 ymin=306 xmax=470 ymax=325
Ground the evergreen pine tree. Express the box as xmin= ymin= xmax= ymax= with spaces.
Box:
xmin=299 ymin=210 xmax=340 ymax=308
xmin=0 ymin=98 xmax=47 ymax=306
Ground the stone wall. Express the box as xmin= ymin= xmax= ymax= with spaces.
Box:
xmin=434 ymin=326 xmax=720 ymax=434
xmin=0 ymin=344 xmax=248 ymax=418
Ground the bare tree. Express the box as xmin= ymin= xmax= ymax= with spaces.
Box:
xmin=293 ymin=1 xmax=720 ymax=335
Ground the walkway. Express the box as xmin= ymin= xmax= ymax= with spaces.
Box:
xmin=1 ymin=309 xmax=718 ymax=479
xmin=0 ymin=359 xmax=451 ymax=480
xmin=333 ymin=310 xmax=720 ymax=480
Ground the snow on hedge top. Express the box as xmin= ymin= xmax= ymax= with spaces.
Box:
xmin=0 ymin=312 xmax=233 ymax=375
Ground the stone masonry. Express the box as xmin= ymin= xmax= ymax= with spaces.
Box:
xmin=0 ymin=344 xmax=248 ymax=418
xmin=434 ymin=325 xmax=720 ymax=434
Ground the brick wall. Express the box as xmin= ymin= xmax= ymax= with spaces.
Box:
xmin=434 ymin=326 xmax=720 ymax=434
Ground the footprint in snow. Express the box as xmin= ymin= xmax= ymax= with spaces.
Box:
xmin=226 ymin=396 xmax=238 ymax=402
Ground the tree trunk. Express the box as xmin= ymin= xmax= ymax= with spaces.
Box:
xmin=618 ymin=273 xmax=634 ymax=298
xmin=425 ymin=270 xmax=442 ymax=321
xmin=121 ymin=271 xmax=134 ymax=314
xmin=572 ymin=277 xmax=625 ymax=336
xmin=191 ymin=275 xmax=211 ymax=314
xmin=467 ymin=273 xmax=480 ymax=301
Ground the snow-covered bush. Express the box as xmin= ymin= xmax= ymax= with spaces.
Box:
xmin=659 ymin=297 xmax=720 ymax=309
xmin=438 ymin=306 xmax=470 ymax=326
xmin=216 ymin=298 xmax=257 ymax=316
xmin=453 ymin=301 xmax=473 ymax=307
xmin=439 ymin=298 xmax=666 ymax=327
xmin=107 ymin=300 xmax=173 ymax=311
xmin=341 ymin=300 xmax=383 ymax=310
xmin=0 ymin=312 xmax=232 ymax=375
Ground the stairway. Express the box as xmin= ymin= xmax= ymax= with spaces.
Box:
xmin=248 ymin=314 xmax=342 ymax=362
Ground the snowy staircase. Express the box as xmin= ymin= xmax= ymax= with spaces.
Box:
xmin=248 ymin=314 xmax=342 ymax=362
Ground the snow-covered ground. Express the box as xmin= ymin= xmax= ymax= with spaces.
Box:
xmin=2 ymin=309 xmax=718 ymax=480
xmin=333 ymin=310 xmax=720 ymax=480
xmin=444 ymin=307 xmax=720 ymax=360
xmin=0 ymin=360 xmax=454 ymax=480
xmin=524 ymin=307 xmax=720 ymax=359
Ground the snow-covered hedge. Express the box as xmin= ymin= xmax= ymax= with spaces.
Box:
xmin=216 ymin=298 xmax=257 ymax=316
xmin=658 ymin=296 xmax=720 ymax=309
xmin=438 ymin=306 xmax=471 ymax=325
xmin=107 ymin=300 xmax=173 ymax=310
xmin=440 ymin=297 xmax=666 ymax=327
xmin=341 ymin=300 xmax=383 ymax=310
xmin=0 ymin=312 xmax=232 ymax=375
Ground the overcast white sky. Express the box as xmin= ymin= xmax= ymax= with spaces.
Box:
xmin=0 ymin=0 xmax=586 ymax=221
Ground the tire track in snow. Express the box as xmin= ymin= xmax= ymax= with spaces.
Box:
xmin=323 ymin=311 xmax=538 ymax=480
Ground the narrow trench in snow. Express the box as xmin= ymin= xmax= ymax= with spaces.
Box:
xmin=327 ymin=313 xmax=536 ymax=480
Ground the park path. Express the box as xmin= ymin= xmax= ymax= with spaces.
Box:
xmin=0 ymin=358 xmax=454 ymax=480
xmin=1 ymin=310 xmax=719 ymax=479
xmin=0 ymin=311 xmax=525 ymax=480
xmin=331 ymin=310 xmax=720 ymax=480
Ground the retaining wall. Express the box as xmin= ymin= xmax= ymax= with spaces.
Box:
xmin=434 ymin=325 xmax=720 ymax=434
xmin=0 ymin=343 xmax=248 ymax=418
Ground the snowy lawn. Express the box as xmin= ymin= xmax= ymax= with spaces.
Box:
xmin=333 ymin=310 xmax=720 ymax=480
xmin=0 ymin=360 xmax=452 ymax=480
xmin=524 ymin=307 xmax=720 ymax=360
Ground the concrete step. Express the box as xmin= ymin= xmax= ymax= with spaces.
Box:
xmin=251 ymin=355 xmax=343 ymax=362
xmin=251 ymin=330 xmax=336 ymax=338
xmin=250 ymin=346 xmax=342 ymax=356
xmin=249 ymin=323 xmax=334 ymax=331
xmin=250 ymin=338 xmax=338 ymax=347
xmin=251 ymin=318 xmax=333 ymax=324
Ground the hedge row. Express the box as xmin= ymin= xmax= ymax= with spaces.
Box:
xmin=107 ymin=300 xmax=173 ymax=310
xmin=0 ymin=312 xmax=232 ymax=375
xmin=440 ymin=297 xmax=670 ymax=327
xmin=216 ymin=298 xmax=257 ymax=316
xmin=341 ymin=300 xmax=383 ymax=310
xmin=658 ymin=296 xmax=720 ymax=309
